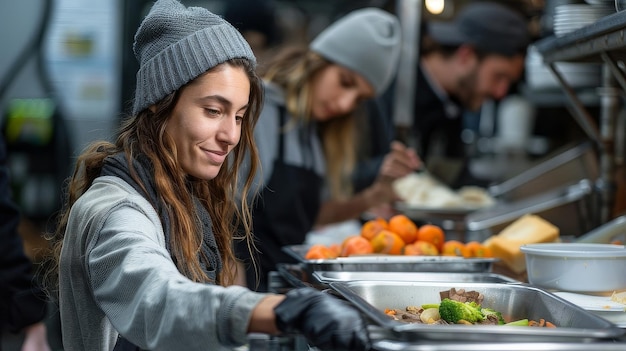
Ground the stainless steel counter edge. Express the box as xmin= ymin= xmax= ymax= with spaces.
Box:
xmin=372 ymin=339 xmax=626 ymax=351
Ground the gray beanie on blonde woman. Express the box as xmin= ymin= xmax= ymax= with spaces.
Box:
xmin=310 ymin=8 xmax=402 ymax=95
xmin=132 ymin=0 xmax=256 ymax=115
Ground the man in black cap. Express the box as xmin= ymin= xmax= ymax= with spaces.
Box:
xmin=353 ymin=2 xmax=529 ymax=192
xmin=411 ymin=1 xmax=530 ymax=187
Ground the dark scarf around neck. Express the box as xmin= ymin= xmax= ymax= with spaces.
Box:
xmin=100 ymin=153 xmax=222 ymax=283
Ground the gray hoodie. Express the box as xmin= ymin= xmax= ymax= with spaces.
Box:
xmin=59 ymin=176 xmax=270 ymax=350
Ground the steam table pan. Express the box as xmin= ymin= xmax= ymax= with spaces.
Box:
xmin=371 ymin=339 xmax=626 ymax=351
xmin=312 ymin=271 xmax=519 ymax=285
xmin=394 ymin=201 xmax=482 ymax=221
xmin=329 ymin=280 xmax=624 ymax=343
xmin=283 ymin=245 xmax=497 ymax=273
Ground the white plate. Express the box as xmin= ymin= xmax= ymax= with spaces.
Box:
xmin=554 ymin=291 xmax=626 ymax=327
xmin=554 ymin=291 xmax=625 ymax=311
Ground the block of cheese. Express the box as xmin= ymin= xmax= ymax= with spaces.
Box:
xmin=483 ymin=214 xmax=559 ymax=274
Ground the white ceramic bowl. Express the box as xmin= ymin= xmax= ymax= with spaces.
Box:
xmin=520 ymin=243 xmax=626 ymax=293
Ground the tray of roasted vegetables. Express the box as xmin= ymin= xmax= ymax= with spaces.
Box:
xmin=329 ymin=281 xmax=624 ymax=342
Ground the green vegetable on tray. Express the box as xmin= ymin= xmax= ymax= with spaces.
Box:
xmin=438 ymin=299 xmax=525 ymax=326
xmin=481 ymin=307 xmax=505 ymax=325
xmin=438 ymin=298 xmax=484 ymax=324
xmin=504 ymin=318 xmax=529 ymax=326
xmin=387 ymin=289 xmax=557 ymax=327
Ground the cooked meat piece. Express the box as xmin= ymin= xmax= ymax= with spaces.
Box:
xmin=406 ymin=305 xmax=422 ymax=314
xmin=386 ymin=309 xmax=423 ymax=323
xmin=400 ymin=313 xmax=422 ymax=323
xmin=440 ymin=288 xmax=484 ymax=305
xmin=480 ymin=314 xmax=500 ymax=325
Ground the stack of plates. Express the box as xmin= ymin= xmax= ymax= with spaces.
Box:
xmin=584 ymin=0 xmax=615 ymax=7
xmin=525 ymin=45 xmax=601 ymax=89
xmin=554 ymin=3 xmax=614 ymax=36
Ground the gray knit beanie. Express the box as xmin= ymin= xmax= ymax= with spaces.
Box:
xmin=310 ymin=8 xmax=402 ymax=95
xmin=132 ymin=0 xmax=256 ymax=115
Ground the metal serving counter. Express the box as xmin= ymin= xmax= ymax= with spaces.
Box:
xmin=262 ymin=263 xmax=626 ymax=351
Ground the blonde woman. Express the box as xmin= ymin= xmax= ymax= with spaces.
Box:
xmin=236 ymin=8 xmax=421 ymax=292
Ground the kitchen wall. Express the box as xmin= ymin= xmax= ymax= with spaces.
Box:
xmin=0 ymin=0 xmax=122 ymax=222
xmin=1 ymin=0 xmax=122 ymax=156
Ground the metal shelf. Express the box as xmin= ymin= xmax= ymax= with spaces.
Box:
xmin=535 ymin=11 xmax=626 ymax=63
xmin=532 ymin=11 xmax=626 ymax=224
xmin=520 ymin=84 xmax=601 ymax=107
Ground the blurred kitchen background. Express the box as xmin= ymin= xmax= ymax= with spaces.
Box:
xmin=1 ymin=0 xmax=625 ymax=347
xmin=0 ymin=0 xmax=612 ymax=230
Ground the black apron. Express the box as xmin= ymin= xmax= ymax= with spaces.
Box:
xmin=244 ymin=106 xmax=323 ymax=292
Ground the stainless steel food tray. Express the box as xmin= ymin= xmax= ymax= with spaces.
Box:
xmin=329 ymin=281 xmax=624 ymax=342
xmin=372 ymin=340 xmax=626 ymax=351
xmin=283 ymin=245 xmax=497 ymax=273
xmin=312 ymin=271 xmax=519 ymax=284
xmin=394 ymin=201 xmax=482 ymax=221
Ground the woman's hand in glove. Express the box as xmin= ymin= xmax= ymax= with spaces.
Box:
xmin=274 ymin=287 xmax=371 ymax=351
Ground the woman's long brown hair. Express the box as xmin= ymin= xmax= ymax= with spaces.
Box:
xmin=43 ymin=58 xmax=262 ymax=297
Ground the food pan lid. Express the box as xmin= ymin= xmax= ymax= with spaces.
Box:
xmin=521 ymin=243 xmax=626 ymax=258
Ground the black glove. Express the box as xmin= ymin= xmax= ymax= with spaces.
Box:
xmin=274 ymin=287 xmax=371 ymax=351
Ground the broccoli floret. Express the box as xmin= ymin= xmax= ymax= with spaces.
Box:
xmin=504 ymin=319 xmax=529 ymax=326
xmin=439 ymin=298 xmax=484 ymax=324
xmin=481 ymin=308 xmax=505 ymax=325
